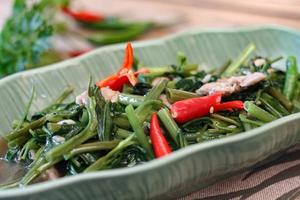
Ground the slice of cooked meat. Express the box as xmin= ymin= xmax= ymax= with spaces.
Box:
xmin=196 ymin=72 xmax=266 ymax=96
xmin=100 ymin=87 xmax=120 ymax=103
xmin=76 ymin=87 xmax=120 ymax=105
xmin=240 ymin=72 xmax=266 ymax=87
xmin=75 ymin=91 xmax=88 ymax=105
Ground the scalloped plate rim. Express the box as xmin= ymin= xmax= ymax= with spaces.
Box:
xmin=1 ymin=24 xmax=300 ymax=197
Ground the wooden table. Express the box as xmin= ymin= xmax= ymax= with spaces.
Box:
xmin=1 ymin=0 xmax=300 ymax=49
xmin=75 ymin=0 xmax=300 ymax=39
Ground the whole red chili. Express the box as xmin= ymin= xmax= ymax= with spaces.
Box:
xmin=150 ymin=112 xmax=172 ymax=158
xmin=170 ymin=93 xmax=222 ymax=124
xmin=62 ymin=6 xmax=104 ymax=23
xmin=170 ymin=93 xmax=244 ymax=124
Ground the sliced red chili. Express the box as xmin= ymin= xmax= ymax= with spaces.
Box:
xmin=150 ymin=112 xmax=172 ymax=158
xmin=96 ymin=43 xmax=148 ymax=91
xmin=117 ymin=43 xmax=134 ymax=75
xmin=96 ymin=74 xmax=120 ymax=89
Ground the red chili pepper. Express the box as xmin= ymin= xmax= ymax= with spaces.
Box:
xmin=96 ymin=43 xmax=149 ymax=91
xmin=96 ymin=74 xmax=119 ymax=89
xmin=67 ymin=49 xmax=92 ymax=58
xmin=213 ymin=101 xmax=244 ymax=112
xmin=61 ymin=6 xmax=104 ymax=23
xmin=170 ymin=94 xmax=244 ymax=124
xmin=96 ymin=68 xmax=149 ymax=91
xmin=171 ymin=93 xmax=222 ymax=124
xmin=101 ymin=75 xmax=129 ymax=91
xmin=118 ymin=43 xmax=134 ymax=75
xmin=150 ymin=112 xmax=172 ymax=158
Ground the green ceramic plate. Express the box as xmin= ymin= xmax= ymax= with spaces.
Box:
xmin=1 ymin=25 xmax=300 ymax=200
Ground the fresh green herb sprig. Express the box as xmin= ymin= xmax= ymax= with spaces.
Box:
xmin=0 ymin=0 xmax=69 ymax=77
xmin=0 ymin=0 xmax=53 ymax=76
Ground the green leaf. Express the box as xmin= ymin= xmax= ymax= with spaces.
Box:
xmin=0 ymin=0 xmax=56 ymax=77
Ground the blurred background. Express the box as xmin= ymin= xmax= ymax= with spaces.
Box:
xmin=0 ymin=0 xmax=300 ymax=77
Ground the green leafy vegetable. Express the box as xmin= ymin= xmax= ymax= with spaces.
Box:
xmin=0 ymin=0 xmax=53 ymax=77
xmin=2 ymin=43 xmax=300 ymax=189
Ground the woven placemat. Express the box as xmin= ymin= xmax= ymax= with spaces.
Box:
xmin=180 ymin=145 xmax=300 ymax=200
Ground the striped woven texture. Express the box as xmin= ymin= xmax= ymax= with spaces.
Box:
xmin=180 ymin=145 xmax=300 ymax=200
xmin=1 ymin=26 xmax=300 ymax=200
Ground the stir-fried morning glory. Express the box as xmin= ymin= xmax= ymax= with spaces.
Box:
xmin=1 ymin=42 xmax=300 ymax=188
